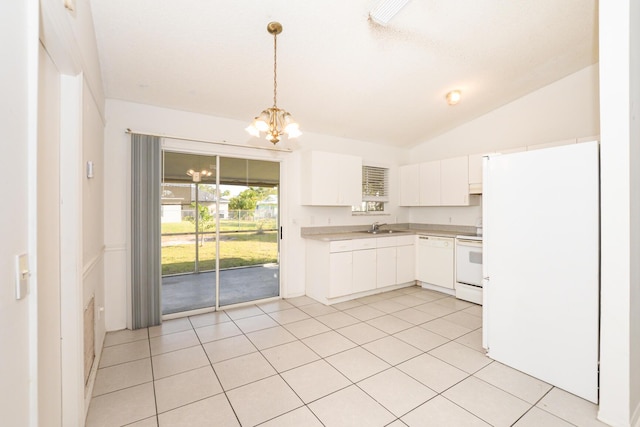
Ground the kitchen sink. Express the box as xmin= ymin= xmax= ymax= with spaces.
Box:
xmin=358 ymin=229 xmax=407 ymax=235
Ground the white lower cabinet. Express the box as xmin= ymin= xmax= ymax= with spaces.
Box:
xmin=328 ymin=251 xmax=352 ymax=298
xmin=305 ymin=235 xmax=417 ymax=304
xmin=352 ymin=238 xmax=377 ymax=293
xmin=396 ymin=236 xmax=416 ymax=284
xmin=376 ymin=247 xmax=397 ymax=288
xmin=352 ymin=249 xmax=377 ymax=293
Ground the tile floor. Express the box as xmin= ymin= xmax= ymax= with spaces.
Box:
xmin=86 ymin=286 xmax=609 ymax=427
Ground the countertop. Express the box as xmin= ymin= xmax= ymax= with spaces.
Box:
xmin=301 ymin=228 xmax=471 ymax=242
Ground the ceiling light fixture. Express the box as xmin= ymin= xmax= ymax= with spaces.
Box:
xmin=369 ymin=0 xmax=411 ymax=26
xmin=446 ymin=90 xmax=462 ymax=106
xmin=187 ymin=169 xmax=212 ymax=183
xmin=246 ymin=22 xmax=301 ymax=145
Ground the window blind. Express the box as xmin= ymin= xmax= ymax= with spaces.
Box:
xmin=362 ymin=165 xmax=389 ymax=202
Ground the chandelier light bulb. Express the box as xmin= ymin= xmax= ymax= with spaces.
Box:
xmin=245 ymin=124 xmax=260 ymax=137
xmin=255 ymin=119 xmax=269 ymax=132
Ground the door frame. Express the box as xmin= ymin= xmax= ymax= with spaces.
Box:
xmin=160 ymin=139 xmax=287 ymax=316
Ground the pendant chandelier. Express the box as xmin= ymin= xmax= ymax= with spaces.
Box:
xmin=186 ymin=169 xmax=212 ymax=182
xmin=245 ymin=22 xmax=301 ymax=145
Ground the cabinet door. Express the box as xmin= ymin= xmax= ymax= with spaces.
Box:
xmin=441 ymin=156 xmax=469 ymax=206
xmin=340 ymin=154 xmax=363 ymax=206
xmin=329 ymin=251 xmax=352 ymax=298
xmin=419 ymin=161 xmax=441 ymax=206
xmin=300 ymin=151 xmax=338 ymax=205
xmin=399 ymin=164 xmax=420 ymax=206
xmin=396 ymin=244 xmax=416 ymax=284
xmin=352 ymin=249 xmax=377 ymax=293
xmin=301 ymin=151 xmax=362 ymax=206
xmin=376 ymin=247 xmax=396 ymax=288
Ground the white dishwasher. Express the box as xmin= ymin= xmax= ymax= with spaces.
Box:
xmin=417 ymin=235 xmax=455 ymax=292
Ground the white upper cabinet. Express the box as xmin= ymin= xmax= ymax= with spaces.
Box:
xmin=398 ymin=164 xmax=420 ymax=206
xmin=419 ymin=161 xmax=441 ymax=206
xmin=398 ymin=157 xmax=472 ymax=206
xmin=301 ymin=151 xmax=362 ymax=206
xmin=441 ymin=156 xmax=469 ymax=206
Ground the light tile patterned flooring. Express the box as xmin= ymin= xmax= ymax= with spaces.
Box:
xmin=86 ymin=286 xmax=608 ymax=427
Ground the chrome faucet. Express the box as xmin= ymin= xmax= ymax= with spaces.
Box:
xmin=371 ymin=222 xmax=387 ymax=232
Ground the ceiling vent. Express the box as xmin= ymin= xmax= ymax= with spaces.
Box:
xmin=369 ymin=0 xmax=411 ymax=26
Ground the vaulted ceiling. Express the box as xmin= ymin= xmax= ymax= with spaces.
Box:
xmin=90 ymin=0 xmax=598 ymax=147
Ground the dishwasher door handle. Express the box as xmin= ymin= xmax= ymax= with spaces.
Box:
xmin=457 ymin=238 xmax=483 ymax=246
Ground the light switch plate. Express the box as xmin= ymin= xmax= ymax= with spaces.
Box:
xmin=16 ymin=254 xmax=29 ymax=300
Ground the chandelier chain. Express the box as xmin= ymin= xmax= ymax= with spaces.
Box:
xmin=273 ymin=32 xmax=278 ymax=108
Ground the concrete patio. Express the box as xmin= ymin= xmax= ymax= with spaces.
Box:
xmin=161 ymin=264 xmax=280 ymax=314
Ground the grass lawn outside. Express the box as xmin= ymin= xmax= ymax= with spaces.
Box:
xmin=162 ymin=230 xmax=278 ymax=276
xmin=162 ymin=219 xmax=278 ymax=234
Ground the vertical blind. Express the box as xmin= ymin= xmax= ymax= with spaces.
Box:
xmin=131 ymin=133 xmax=162 ymax=329
xmin=362 ymin=165 xmax=389 ymax=202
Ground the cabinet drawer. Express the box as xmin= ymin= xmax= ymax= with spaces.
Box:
xmin=330 ymin=240 xmax=353 ymax=253
xmin=395 ymin=235 xmax=415 ymax=246
xmin=376 ymin=236 xmax=398 ymax=248
xmin=352 ymin=238 xmax=377 ymax=250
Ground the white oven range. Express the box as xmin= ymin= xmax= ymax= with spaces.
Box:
xmin=455 ymin=235 xmax=483 ymax=305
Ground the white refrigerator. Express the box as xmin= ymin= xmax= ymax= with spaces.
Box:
xmin=482 ymin=141 xmax=599 ymax=403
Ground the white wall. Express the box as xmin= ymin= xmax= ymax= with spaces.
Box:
xmin=410 ymin=64 xmax=600 ymax=160
xmin=0 ymin=0 xmax=38 ymax=425
xmin=37 ymin=43 xmax=62 ymax=426
xmin=40 ymin=0 xmax=105 ymax=117
xmin=631 ymin=1 xmax=640 ymax=422
xmin=82 ymin=78 xmax=106 ymax=376
xmin=598 ymin=2 xmax=640 ymax=426
xmin=406 ymin=64 xmax=600 ymax=226
xmin=38 ymin=0 xmax=106 ymax=424
xmin=103 ymin=99 xmax=409 ymax=330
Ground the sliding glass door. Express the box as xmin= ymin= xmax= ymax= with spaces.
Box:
xmin=218 ymin=157 xmax=280 ymax=307
xmin=160 ymin=151 xmax=280 ymax=315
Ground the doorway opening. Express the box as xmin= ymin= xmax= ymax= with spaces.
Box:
xmin=160 ymin=152 xmax=280 ymax=315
